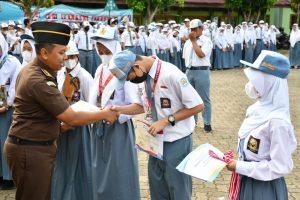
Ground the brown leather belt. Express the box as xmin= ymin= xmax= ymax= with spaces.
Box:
xmin=7 ymin=135 xmax=54 ymax=146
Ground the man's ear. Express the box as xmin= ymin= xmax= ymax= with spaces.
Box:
xmin=40 ymin=48 xmax=48 ymax=60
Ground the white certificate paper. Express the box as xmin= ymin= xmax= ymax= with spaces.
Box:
xmin=71 ymin=100 xmax=100 ymax=112
xmin=176 ymin=143 xmax=227 ymax=182
xmin=135 ymin=120 xmax=164 ymax=160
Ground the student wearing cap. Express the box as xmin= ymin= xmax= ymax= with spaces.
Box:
xmin=51 ymin=40 xmax=94 ymax=200
xmin=157 ymin=27 xmax=172 ymax=62
xmin=227 ymin=50 xmax=297 ymax=200
xmin=74 ymin=21 xmax=95 ymax=75
xmin=1 ymin=23 xmax=8 ymax=40
xmin=137 ymin=26 xmax=148 ymax=56
xmin=109 ymin=49 xmax=204 ymax=200
xmin=0 ymin=32 xmax=22 ymax=190
xmin=89 ymin=27 xmax=140 ymax=200
xmin=121 ymin=22 xmax=138 ymax=53
xmin=3 ymin=21 xmax=119 ymax=200
xmin=254 ymin=20 xmax=265 ymax=60
xmin=289 ymin=24 xmax=300 ymax=68
xmin=179 ymin=18 xmax=190 ymax=44
xmin=20 ymin=34 xmax=36 ymax=66
xmin=183 ymin=19 xmax=213 ymax=132
xmin=170 ymin=29 xmax=182 ymax=70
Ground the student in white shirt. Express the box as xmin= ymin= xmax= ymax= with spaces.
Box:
xmin=52 ymin=40 xmax=94 ymax=200
xmin=109 ymin=49 xmax=204 ymax=200
xmin=182 ymin=19 xmax=213 ymax=132
xmin=0 ymin=33 xmax=22 ymax=190
xmin=227 ymin=50 xmax=297 ymax=200
xmin=89 ymin=27 xmax=141 ymax=200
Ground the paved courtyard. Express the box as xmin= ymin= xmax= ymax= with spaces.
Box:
xmin=0 ymin=62 xmax=299 ymax=200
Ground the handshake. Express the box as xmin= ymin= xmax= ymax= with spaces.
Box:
xmin=101 ymin=105 xmax=121 ymax=124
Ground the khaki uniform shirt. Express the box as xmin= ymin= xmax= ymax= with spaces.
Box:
xmin=9 ymin=58 xmax=69 ymax=141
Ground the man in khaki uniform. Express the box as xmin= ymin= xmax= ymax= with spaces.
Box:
xmin=3 ymin=21 xmax=119 ymax=200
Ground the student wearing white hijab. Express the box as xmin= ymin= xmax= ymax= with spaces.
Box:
xmin=20 ymin=34 xmax=36 ymax=66
xmin=233 ymin=26 xmax=243 ymax=67
xmin=52 ymin=40 xmax=94 ymax=200
xmin=213 ymin=27 xmax=227 ymax=70
xmin=89 ymin=27 xmax=141 ymax=200
xmin=224 ymin=24 xmax=234 ymax=69
xmin=243 ymin=23 xmax=256 ymax=64
xmin=227 ymin=50 xmax=297 ymax=200
xmin=0 ymin=33 xmax=22 ymax=190
xmin=289 ymin=24 xmax=300 ymax=68
xmin=269 ymin=25 xmax=280 ymax=52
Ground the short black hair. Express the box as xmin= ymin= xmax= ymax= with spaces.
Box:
xmin=34 ymin=43 xmax=55 ymax=55
xmin=24 ymin=18 xmax=30 ymax=26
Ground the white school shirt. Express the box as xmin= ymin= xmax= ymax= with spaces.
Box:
xmin=74 ymin=30 xmax=95 ymax=51
xmin=236 ymin=118 xmax=297 ymax=181
xmin=0 ymin=56 xmax=22 ymax=106
xmin=89 ymin=64 xmax=140 ymax=124
xmin=137 ymin=58 xmax=203 ymax=142
xmin=183 ymin=35 xmax=213 ymax=67
xmin=121 ymin=30 xmax=138 ymax=47
xmin=57 ymin=63 xmax=93 ymax=103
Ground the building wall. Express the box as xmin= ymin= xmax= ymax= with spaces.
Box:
xmin=268 ymin=7 xmax=294 ymax=33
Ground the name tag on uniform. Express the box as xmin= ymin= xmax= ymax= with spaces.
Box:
xmin=160 ymin=98 xmax=171 ymax=109
xmin=247 ymin=135 xmax=260 ymax=154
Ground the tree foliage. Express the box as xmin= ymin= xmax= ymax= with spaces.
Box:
xmin=127 ymin=0 xmax=184 ymax=24
xmin=291 ymin=0 xmax=300 ymax=24
xmin=9 ymin=0 xmax=54 ymax=19
xmin=225 ymin=0 xmax=276 ymax=23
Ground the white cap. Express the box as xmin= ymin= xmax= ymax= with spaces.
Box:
xmin=128 ymin=21 xmax=135 ymax=28
xmin=259 ymin=20 xmax=264 ymax=24
xmin=162 ymin=27 xmax=168 ymax=32
xmin=168 ymin=20 xmax=176 ymax=24
xmin=184 ymin=18 xmax=190 ymax=22
xmin=66 ymin=41 xmax=79 ymax=55
xmin=173 ymin=24 xmax=180 ymax=28
xmin=1 ymin=23 xmax=8 ymax=28
xmin=17 ymin=24 xmax=24 ymax=29
xmin=156 ymin=22 xmax=163 ymax=27
xmin=139 ymin=25 xmax=145 ymax=29
xmin=91 ymin=26 xmax=115 ymax=40
xmin=190 ymin=19 xmax=203 ymax=29
xmin=119 ymin=24 xmax=125 ymax=29
xmin=8 ymin=20 xmax=15 ymax=26
xmin=83 ymin=21 xmax=90 ymax=27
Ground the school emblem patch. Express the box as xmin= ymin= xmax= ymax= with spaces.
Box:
xmin=247 ymin=135 xmax=260 ymax=154
xmin=180 ymin=78 xmax=188 ymax=87
xmin=160 ymin=98 xmax=171 ymax=109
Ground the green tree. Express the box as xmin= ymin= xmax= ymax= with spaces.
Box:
xmin=225 ymin=0 xmax=276 ymax=23
xmin=127 ymin=0 xmax=184 ymax=24
xmin=9 ymin=0 xmax=54 ymax=19
xmin=291 ymin=0 xmax=300 ymax=24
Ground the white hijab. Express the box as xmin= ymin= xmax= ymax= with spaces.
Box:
xmin=20 ymin=39 xmax=36 ymax=66
xmin=0 ymin=33 xmax=9 ymax=63
xmin=290 ymin=26 xmax=300 ymax=47
xmin=238 ymin=68 xmax=291 ymax=139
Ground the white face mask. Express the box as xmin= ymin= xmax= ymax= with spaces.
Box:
xmin=64 ymin=58 xmax=78 ymax=69
xmin=22 ymin=51 xmax=32 ymax=63
xmin=100 ymin=55 xmax=112 ymax=65
xmin=245 ymin=81 xmax=260 ymax=99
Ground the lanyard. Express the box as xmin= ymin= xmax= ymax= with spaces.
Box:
xmin=144 ymin=59 xmax=162 ymax=113
xmin=99 ymin=66 xmax=113 ymax=98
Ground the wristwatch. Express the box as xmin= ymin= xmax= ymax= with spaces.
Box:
xmin=168 ymin=114 xmax=176 ymax=126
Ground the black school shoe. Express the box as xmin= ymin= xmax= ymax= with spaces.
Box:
xmin=204 ymin=124 xmax=212 ymax=133
xmin=1 ymin=180 xmax=15 ymax=190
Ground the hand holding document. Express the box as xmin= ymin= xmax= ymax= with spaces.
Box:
xmin=135 ymin=119 xmax=164 ymax=160
xmin=176 ymin=143 xmax=232 ymax=182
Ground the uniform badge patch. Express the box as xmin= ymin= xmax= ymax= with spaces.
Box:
xmin=247 ymin=135 xmax=260 ymax=154
xmin=160 ymin=98 xmax=171 ymax=109
xmin=46 ymin=81 xmax=57 ymax=87
xmin=180 ymin=78 xmax=188 ymax=87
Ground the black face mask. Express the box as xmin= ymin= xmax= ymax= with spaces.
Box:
xmin=74 ymin=30 xmax=78 ymax=34
xmin=130 ymin=68 xmax=148 ymax=84
xmin=84 ymin=27 xmax=89 ymax=32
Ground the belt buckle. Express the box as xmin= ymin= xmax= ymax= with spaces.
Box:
xmin=16 ymin=137 xmax=20 ymax=144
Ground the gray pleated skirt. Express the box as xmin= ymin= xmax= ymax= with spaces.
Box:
xmin=238 ymin=175 xmax=288 ymax=200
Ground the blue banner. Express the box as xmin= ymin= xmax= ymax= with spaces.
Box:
xmin=35 ymin=4 xmax=133 ymax=23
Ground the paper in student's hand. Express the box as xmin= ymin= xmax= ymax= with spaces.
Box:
xmin=176 ymin=143 xmax=227 ymax=182
xmin=71 ymin=100 xmax=100 ymax=112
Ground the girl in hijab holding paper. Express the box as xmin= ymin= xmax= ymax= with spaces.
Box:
xmin=226 ymin=50 xmax=297 ymax=200
xmin=89 ymin=26 xmax=141 ymax=200
xmin=52 ymin=40 xmax=94 ymax=200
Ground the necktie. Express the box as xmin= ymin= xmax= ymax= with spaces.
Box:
xmin=85 ymin=32 xmax=89 ymax=50
xmin=63 ymin=73 xmax=73 ymax=103
xmin=129 ymin=31 xmax=134 ymax=47
xmin=146 ymin=75 xmax=158 ymax=122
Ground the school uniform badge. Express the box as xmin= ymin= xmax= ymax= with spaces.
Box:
xmin=247 ymin=135 xmax=260 ymax=154
xmin=160 ymin=98 xmax=171 ymax=108
xmin=180 ymin=78 xmax=188 ymax=87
